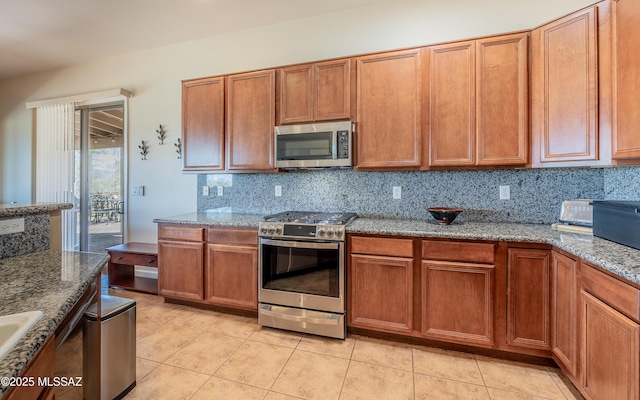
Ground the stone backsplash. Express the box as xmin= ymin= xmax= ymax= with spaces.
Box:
xmin=197 ymin=167 xmax=617 ymax=224
xmin=0 ymin=214 xmax=49 ymax=259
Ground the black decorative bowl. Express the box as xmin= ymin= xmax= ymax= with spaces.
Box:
xmin=427 ymin=207 xmax=463 ymax=225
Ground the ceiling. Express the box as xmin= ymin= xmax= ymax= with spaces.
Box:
xmin=0 ymin=0 xmax=386 ymax=80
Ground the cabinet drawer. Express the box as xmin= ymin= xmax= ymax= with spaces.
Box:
xmin=158 ymin=225 xmax=204 ymax=242
xmin=207 ymin=228 xmax=257 ymax=246
xmin=582 ymin=262 xmax=640 ymax=322
xmin=350 ymin=236 xmax=413 ymax=258
xmin=422 ymin=240 xmax=494 ymax=264
xmin=109 ymin=251 xmax=158 ymax=267
xmin=4 ymin=335 xmax=55 ymax=400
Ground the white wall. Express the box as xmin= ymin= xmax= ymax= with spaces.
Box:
xmin=0 ymin=0 xmax=595 ymax=242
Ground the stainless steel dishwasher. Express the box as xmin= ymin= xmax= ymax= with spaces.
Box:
xmin=83 ymin=295 xmax=136 ymax=400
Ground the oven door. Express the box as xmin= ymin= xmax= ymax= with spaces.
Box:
xmin=259 ymin=238 xmax=344 ymax=313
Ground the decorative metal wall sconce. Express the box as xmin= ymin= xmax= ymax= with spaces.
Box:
xmin=174 ymin=138 xmax=182 ymax=159
xmin=139 ymin=140 xmax=149 ymax=160
xmin=156 ymin=125 xmax=167 ymax=144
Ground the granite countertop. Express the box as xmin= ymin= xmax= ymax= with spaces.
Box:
xmin=155 ymin=210 xmax=640 ymax=287
xmin=0 ymin=203 xmax=73 ymax=218
xmin=349 ymin=218 xmax=640 ymax=286
xmin=153 ymin=210 xmax=264 ymax=228
xmin=0 ymin=250 xmax=108 ymax=398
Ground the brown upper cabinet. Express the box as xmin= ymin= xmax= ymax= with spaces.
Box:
xmin=182 ymin=77 xmax=225 ymax=171
xmin=277 ymin=58 xmax=355 ymax=124
xmin=181 ymin=69 xmax=276 ymax=172
xmin=610 ymin=0 xmax=640 ymax=161
xmin=426 ymin=33 xmax=528 ymax=167
xmin=356 ymin=49 xmax=423 ymax=169
xmin=226 ymin=69 xmax=276 ymax=171
xmin=531 ymin=6 xmax=604 ymax=167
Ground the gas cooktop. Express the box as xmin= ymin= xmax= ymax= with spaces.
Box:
xmin=263 ymin=211 xmax=357 ymax=225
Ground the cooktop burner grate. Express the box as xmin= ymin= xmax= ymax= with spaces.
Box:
xmin=263 ymin=211 xmax=357 ymax=225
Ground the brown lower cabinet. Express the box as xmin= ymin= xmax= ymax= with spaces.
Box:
xmin=507 ymin=248 xmax=551 ymax=351
xmin=205 ymin=230 xmax=258 ymax=311
xmin=158 ymin=225 xmax=258 ymax=311
xmin=4 ymin=336 xmax=55 ymax=400
xmin=348 ymin=234 xmax=640 ymax=400
xmin=348 ymin=236 xmax=414 ymax=334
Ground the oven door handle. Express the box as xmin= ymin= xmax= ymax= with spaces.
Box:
xmin=260 ymin=238 xmax=340 ymax=250
xmin=260 ymin=304 xmax=340 ymax=326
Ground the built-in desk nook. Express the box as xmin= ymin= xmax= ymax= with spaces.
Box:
xmin=106 ymin=242 xmax=158 ymax=294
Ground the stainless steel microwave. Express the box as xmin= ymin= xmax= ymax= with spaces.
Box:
xmin=274 ymin=121 xmax=353 ymax=168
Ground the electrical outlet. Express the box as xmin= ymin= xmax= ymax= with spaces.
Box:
xmin=275 ymin=185 xmax=282 ymax=197
xmin=202 ymin=186 xmax=209 ymax=196
xmin=132 ymin=186 xmax=145 ymax=196
xmin=217 ymin=186 xmax=223 ymax=196
xmin=499 ymin=185 xmax=510 ymax=200
xmin=0 ymin=218 xmax=25 ymax=235
xmin=393 ymin=186 xmax=402 ymax=199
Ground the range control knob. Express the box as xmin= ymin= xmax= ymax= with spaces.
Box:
xmin=267 ymin=226 xmax=275 ymax=234
xmin=326 ymin=228 xmax=334 ymax=237
xmin=275 ymin=226 xmax=282 ymax=234
xmin=317 ymin=228 xmax=325 ymax=237
xmin=335 ymin=229 xmax=343 ymax=238
xmin=260 ymin=225 xmax=268 ymax=234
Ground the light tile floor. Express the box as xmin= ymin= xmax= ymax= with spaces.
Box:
xmin=55 ymin=287 xmax=585 ymax=400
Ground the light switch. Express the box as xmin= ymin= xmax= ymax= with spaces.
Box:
xmin=132 ymin=186 xmax=145 ymax=196
xmin=499 ymin=185 xmax=510 ymax=200
xmin=393 ymin=186 xmax=402 ymax=199
xmin=275 ymin=185 xmax=282 ymax=197
xmin=202 ymin=186 xmax=209 ymax=196
xmin=217 ymin=186 xmax=223 ymax=196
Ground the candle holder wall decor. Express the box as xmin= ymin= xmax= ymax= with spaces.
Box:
xmin=139 ymin=140 xmax=149 ymax=160
xmin=156 ymin=125 xmax=167 ymax=144
xmin=174 ymin=138 xmax=182 ymax=159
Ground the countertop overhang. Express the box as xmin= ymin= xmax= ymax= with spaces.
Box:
xmin=0 ymin=203 xmax=73 ymax=219
xmin=155 ymin=211 xmax=640 ymax=287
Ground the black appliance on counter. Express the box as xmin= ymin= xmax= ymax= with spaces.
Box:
xmin=593 ymin=200 xmax=640 ymax=250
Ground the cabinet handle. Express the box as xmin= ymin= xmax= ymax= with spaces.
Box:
xmin=148 ymin=259 xmax=154 ymax=264
xmin=117 ymin=256 xmax=123 ymax=261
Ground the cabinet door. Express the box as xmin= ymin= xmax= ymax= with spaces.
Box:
xmin=226 ymin=70 xmax=276 ymax=170
xmin=581 ymin=290 xmax=640 ymax=400
xmin=356 ymin=49 xmax=422 ymax=168
xmin=531 ymin=7 xmax=598 ymax=166
xmin=348 ymin=254 xmax=414 ymax=334
xmin=205 ymin=243 xmax=258 ymax=311
xmin=158 ymin=240 xmax=204 ymax=301
xmin=422 ymin=260 xmax=494 ymax=347
xmin=427 ymin=41 xmax=476 ymax=167
xmin=551 ymin=251 xmax=578 ymax=376
xmin=182 ymin=77 xmax=225 ymax=171
xmin=314 ymin=58 xmax=353 ymax=121
xmin=476 ymin=33 xmax=528 ymax=165
xmin=278 ymin=64 xmax=314 ymax=124
xmin=507 ymin=249 xmax=551 ymax=350
xmin=612 ymin=0 xmax=640 ymax=160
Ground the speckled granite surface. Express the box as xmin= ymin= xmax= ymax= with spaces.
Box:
xmin=0 ymin=203 xmax=72 ymax=218
xmin=153 ymin=210 xmax=263 ymax=228
xmin=349 ymin=218 xmax=640 ymax=286
xmin=197 ymin=168 xmax=605 ymax=223
xmin=155 ymin=210 xmax=640 ymax=286
xmin=0 ymin=250 xmax=108 ymax=397
xmin=0 ymin=214 xmax=50 ymax=260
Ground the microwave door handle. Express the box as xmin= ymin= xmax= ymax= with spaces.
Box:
xmin=260 ymin=238 xmax=339 ymax=250
xmin=332 ymin=131 xmax=338 ymax=159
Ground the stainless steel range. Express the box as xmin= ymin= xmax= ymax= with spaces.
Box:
xmin=258 ymin=211 xmax=357 ymax=339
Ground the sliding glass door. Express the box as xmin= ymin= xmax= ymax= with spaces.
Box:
xmin=73 ymin=105 xmax=125 ymax=252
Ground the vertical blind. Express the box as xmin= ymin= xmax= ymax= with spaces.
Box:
xmin=35 ymin=103 xmax=76 ymax=250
